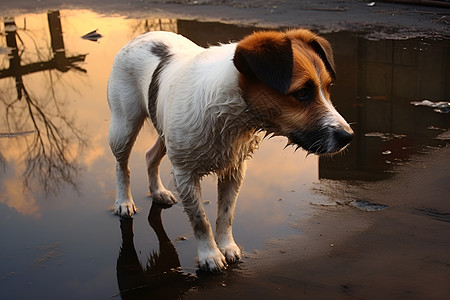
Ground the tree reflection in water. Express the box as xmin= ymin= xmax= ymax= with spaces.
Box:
xmin=0 ymin=11 xmax=87 ymax=194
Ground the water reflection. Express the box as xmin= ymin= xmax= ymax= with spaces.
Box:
xmin=319 ymin=32 xmax=449 ymax=181
xmin=0 ymin=9 xmax=448 ymax=300
xmin=117 ymin=202 xmax=197 ymax=299
xmin=1 ymin=12 xmax=447 ymax=195
xmin=0 ymin=10 xmax=87 ymax=194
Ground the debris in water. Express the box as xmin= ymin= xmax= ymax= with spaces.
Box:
xmin=367 ymin=2 xmax=376 ymax=7
xmin=427 ymin=126 xmax=443 ymax=130
xmin=175 ymin=236 xmax=187 ymax=242
xmin=382 ymin=150 xmax=391 ymax=155
xmin=350 ymin=200 xmax=388 ymax=212
xmin=435 ymin=131 xmax=450 ymax=141
xmin=366 ymin=95 xmax=386 ymax=101
xmin=81 ymin=29 xmax=103 ymax=42
xmin=410 ymin=100 xmax=449 ymax=114
xmin=365 ymin=132 xmax=407 ymax=141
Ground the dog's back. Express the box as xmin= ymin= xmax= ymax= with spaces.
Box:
xmin=107 ymin=31 xmax=202 ymax=123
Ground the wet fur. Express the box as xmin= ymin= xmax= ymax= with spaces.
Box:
xmin=107 ymin=29 xmax=353 ymax=273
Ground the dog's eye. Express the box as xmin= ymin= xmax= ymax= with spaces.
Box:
xmin=327 ymin=83 xmax=334 ymax=93
xmin=291 ymin=88 xmax=309 ymax=101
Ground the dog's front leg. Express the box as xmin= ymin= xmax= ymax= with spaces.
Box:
xmin=173 ymin=168 xmax=227 ymax=273
xmin=216 ymin=162 xmax=245 ymax=264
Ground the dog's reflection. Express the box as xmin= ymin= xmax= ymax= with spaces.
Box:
xmin=117 ymin=202 xmax=197 ymax=299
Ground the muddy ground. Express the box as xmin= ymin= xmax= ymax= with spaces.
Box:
xmin=1 ymin=0 xmax=449 ymax=39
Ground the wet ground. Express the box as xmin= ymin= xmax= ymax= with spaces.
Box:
xmin=0 ymin=3 xmax=449 ymax=300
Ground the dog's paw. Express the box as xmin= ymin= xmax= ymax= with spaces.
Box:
xmin=218 ymin=241 xmax=242 ymax=264
xmin=151 ymin=188 xmax=178 ymax=206
xmin=114 ymin=200 xmax=137 ymax=218
xmin=198 ymin=246 xmax=228 ymax=273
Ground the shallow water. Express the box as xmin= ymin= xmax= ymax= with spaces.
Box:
xmin=0 ymin=10 xmax=448 ymax=300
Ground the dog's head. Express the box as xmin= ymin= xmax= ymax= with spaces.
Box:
xmin=234 ymin=29 xmax=353 ymax=154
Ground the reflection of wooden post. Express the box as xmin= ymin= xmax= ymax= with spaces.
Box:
xmin=47 ymin=11 xmax=68 ymax=71
xmin=4 ymin=19 xmax=23 ymax=99
xmin=5 ymin=20 xmax=19 ymax=68
xmin=0 ymin=11 xmax=87 ymax=99
xmin=48 ymin=11 xmax=64 ymax=51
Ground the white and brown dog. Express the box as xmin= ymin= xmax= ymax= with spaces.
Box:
xmin=107 ymin=29 xmax=353 ymax=272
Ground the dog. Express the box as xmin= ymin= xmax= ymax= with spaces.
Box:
xmin=107 ymin=29 xmax=353 ymax=273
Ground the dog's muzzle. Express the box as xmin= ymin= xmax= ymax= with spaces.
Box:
xmin=289 ymin=126 xmax=354 ymax=154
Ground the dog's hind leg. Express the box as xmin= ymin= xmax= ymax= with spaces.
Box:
xmin=146 ymin=136 xmax=177 ymax=206
xmin=173 ymin=168 xmax=227 ymax=273
xmin=108 ymin=108 xmax=145 ymax=217
xmin=216 ymin=162 xmax=246 ymax=263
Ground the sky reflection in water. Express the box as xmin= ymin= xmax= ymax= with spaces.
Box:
xmin=0 ymin=9 xmax=448 ymax=300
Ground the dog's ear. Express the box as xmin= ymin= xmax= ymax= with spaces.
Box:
xmin=233 ymin=31 xmax=293 ymax=94
xmin=286 ymin=29 xmax=336 ymax=81
xmin=309 ymin=36 xmax=336 ymax=81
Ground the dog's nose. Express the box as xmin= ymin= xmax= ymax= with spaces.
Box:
xmin=334 ymin=129 xmax=353 ymax=148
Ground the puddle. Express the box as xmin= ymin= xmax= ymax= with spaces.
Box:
xmin=0 ymin=9 xmax=449 ymax=300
